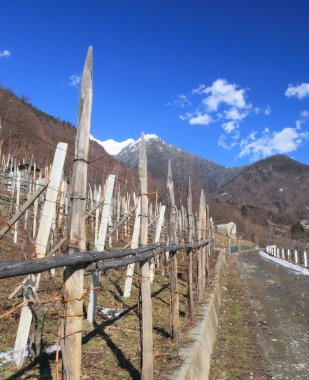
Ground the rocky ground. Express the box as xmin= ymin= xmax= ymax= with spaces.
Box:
xmin=210 ymin=251 xmax=309 ymax=380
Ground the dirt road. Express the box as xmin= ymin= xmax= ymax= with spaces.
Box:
xmin=238 ymin=251 xmax=308 ymax=380
xmin=210 ymin=251 xmax=309 ymax=380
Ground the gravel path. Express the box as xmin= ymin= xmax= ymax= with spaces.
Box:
xmin=238 ymin=251 xmax=309 ymax=380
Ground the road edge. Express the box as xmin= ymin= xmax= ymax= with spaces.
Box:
xmin=170 ymin=249 xmax=226 ymax=380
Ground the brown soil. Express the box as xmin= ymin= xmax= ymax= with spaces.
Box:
xmin=0 ymin=236 xmax=219 ymax=379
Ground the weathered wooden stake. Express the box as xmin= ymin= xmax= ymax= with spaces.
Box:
xmin=139 ymin=133 xmax=153 ymax=380
xmin=150 ymin=204 xmax=165 ymax=284
xmin=87 ymin=174 xmax=115 ymax=323
xmin=167 ymin=160 xmax=180 ymax=340
xmin=123 ymin=197 xmax=141 ymax=297
xmin=62 ymin=46 xmax=92 ymax=380
xmin=197 ymin=189 xmax=204 ymax=301
xmin=187 ymin=177 xmax=194 ymax=315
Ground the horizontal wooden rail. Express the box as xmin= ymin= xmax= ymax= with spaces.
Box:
xmin=0 ymin=241 xmax=209 ymax=279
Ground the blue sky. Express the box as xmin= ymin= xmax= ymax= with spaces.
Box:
xmin=0 ymin=0 xmax=309 ymax=166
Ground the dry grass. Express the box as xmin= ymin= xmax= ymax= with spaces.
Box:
xmin=0 ymin=228 xmax=219 ymax=379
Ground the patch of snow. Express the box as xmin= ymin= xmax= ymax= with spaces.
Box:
xmin=0 ymin=343 xmax=63 ymax=366
xmin=0 ymin=348 xmax=30 ymax=366
xmin=100 ymin=307 xmax=122 ymax=319
xmin=259 ymin=250 xmax=309 ymax=276
xmin=42 ymin=344 xmax=60 ymax=354
xmin=144 ymin=133 xmax=159 ymax=141
xmin=220 ymin=192 xmax=228 ymax=196
xmin=90 ymin=135 xmax=134 ymax=155
xmin=0 ymin=351 xmax=13 ymax=365
xmin=91 ymin=133 xmax=166 ymax=156
xmin=279 ymin=187 xmax=283 ymax=192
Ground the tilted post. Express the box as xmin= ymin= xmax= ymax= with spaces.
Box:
xmin=13 ymin=143 xmax=67 ymax=367
xmin=187 ymin=177 xmax=194 ymax=315
xmin=139 ymin=133 xmax=153 ymax=380
xmin=123 ymin=197 xmax=141 ymax=297
xmin=149 ymin=204 xmax=166 ymax=283
xmin=201 ymin=191 xmax=206 ymax=291
xmin=197 ymin=190 xmax=204 ymax=301
xmin=167 ymin=160 xmax=180 ymax=340
xmin=62 ymin=46 xmax=92 ymax=380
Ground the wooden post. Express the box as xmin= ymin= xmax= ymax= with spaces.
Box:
xmin=197 ymin=190 xmax=204 ymax=301
xmin=139 ymin=133 xmax=153 ymax=380
xmin=87 ymin=174 xmax=115 ymax=323
xmin=167 ymin=160 xmax=180 ymax=340
xmin=150 ymin=204 xmax=165 ymax=284
xmin=187 ymin=177 xmax=194 ymax=315
xmin=13 ymin=170 xmax=21 ymax=244
xmin=123 ymin=197 xmax=141 ymax=297
xmin=62 ymin=46 xmax=92 ymax=380
xmin=13 ymin=143 xmax=67 ymax=368
xmin=201 ymin=191 xmax=206 ymax=291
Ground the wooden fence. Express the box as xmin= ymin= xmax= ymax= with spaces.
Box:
xmin=0 ymin=46 xmax=215 ymax=379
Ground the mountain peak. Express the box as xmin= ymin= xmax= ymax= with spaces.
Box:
xmin=90 ymin=133 xmax=161 ymax=155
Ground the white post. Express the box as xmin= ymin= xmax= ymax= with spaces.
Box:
xmin=94 ymin=185 xmax=102 ymax=246
xmin=287 ymin=249 xmax=291 ymax=260
xmin=13 ymin=142 xmax=68 ymax=368
xmin=87 ymin=174 xmax=115 ymax=323
xmin=304 ymin=251 xmax=308 ymax=268
xmin=123 ymin=197 xmax=141 ymax=298
xmin=13 ymin=170 xmax=21 ymax=244
xmin=295 ymin=250 xmax=298 ymax=264
xmin=281 ymin=248 xmax=285 ymax=260
xmin=149 ymin=205 xmax=166 ymax=284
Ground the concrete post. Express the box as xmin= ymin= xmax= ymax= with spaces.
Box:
xmin=281 ymin=248 xmax=285 ymax=260
xmin=304 ymin=251 xmax=308 ymax=268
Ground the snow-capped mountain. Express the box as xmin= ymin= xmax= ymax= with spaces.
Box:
xmin=90 ymin=135 xmax=135 ymax=155
xmin=93 ymin=133 xmax=244 ymax=192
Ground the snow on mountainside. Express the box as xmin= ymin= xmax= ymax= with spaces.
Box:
xmin=90 ymin=135 xmax=135 ymax=155
xmin=90 ymin=134 xmax=160 ymax=155
xmin=93 ymin=133 xmax=244 ymax=193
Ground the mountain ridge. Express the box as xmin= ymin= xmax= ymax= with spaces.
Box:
xmin=94 ymin=133 xmax=246 ymax=193
xmin=1 ymin=86 xmax=308 ymax=245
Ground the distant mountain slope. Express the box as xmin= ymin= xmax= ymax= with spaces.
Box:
xmin=97 ymin=134 xmax=245 ymax=193
xmin=211 ymin=154 xmax=309 ymax=242
xmin=1 ymin=86 xmax=308 ymax=245
xmin=0 ymin=87 xmax=138 ymax=189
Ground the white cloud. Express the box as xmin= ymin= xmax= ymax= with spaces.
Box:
xmin=265 ymin=105 xmax=271 ymax=115
xmin=300 ymin=110 xmax=309 ymax=118
xmin=222 ymin=121 xmax=237 ymax=133
xmin=296 ymin=109 xmax=309 ymax=129
xmin=198 ymin=79 xmax=248 ymax=112
xmin=218 ymin=134 xmax=237 ymax=150
xmin=224 ymin=108 xmax=248 ymax=121
xmin=188 ymin=113 xmax=212 ymax=126
xmin=69 ymin=74 xmax=81 ymax=88
xmin=239 ymin=127 xmax=308 ymax=160
xmin=0 ymin=49 xmax=11 ymax=58
xmin=285 ymin=83 xmax=309 ymax=99
xmin=254 ymin=105 xmax=271 ymax=115
xmin=175 ymin=94 xmax=191 ymax=108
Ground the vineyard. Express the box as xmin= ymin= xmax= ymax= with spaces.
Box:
xmin=0 ymin=47 xmax=218 ymax=379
